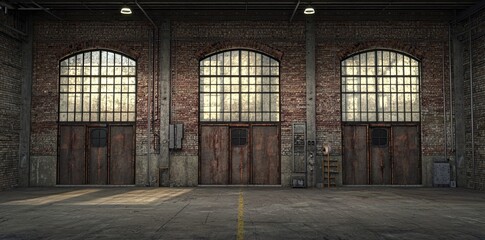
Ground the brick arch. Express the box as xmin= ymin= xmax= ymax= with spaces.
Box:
xmin=196 ymin=41 xmax=284 ymax=61
xmin=56 ymin=41 xmax=140 ymax=61
xmin=338 ymin=41 xmax=423 ymax=61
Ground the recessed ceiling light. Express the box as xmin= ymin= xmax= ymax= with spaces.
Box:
xmin=121 ymin=6 xmax=132 ymax=15
xmin=304 ymin=6 xmax=315 ymax=15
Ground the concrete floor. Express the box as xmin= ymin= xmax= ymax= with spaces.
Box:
xmin=0 ymin=187 xmax=484 ymax=239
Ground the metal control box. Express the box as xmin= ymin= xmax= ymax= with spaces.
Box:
xmin=169 ymin=124 xmax=184 ymax=150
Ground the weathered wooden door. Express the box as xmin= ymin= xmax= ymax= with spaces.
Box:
xmin=230 ymin=128 xmax=250 ymax=184
xmin=252 ymin=126 xmax=280 ymax=185
xmin=110 ymin=126 xmax=135 ymax=185
xmin=59 ymin=125 xmax=86 ymax=185
xmin=370 ymin=128 xmax=391 ymax=184
xmin=199 ymin=124 xmax=280 ymax=185
xmin=392 ymin=126 xmax=420 ymax=185
xmin=87 ymin=128 xmax=108 ymax=184
xmin=343 ymin=124 xmax=421 ymax=185
xmin=58 ymin=124 xmax=135 ymax=185
xmin=343 ymin=125 xmax=368 ymax=185
xmin=200 ymin=125 xmax=230 ymax=185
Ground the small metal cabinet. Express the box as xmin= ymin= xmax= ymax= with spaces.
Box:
xmin=169 ymin=124 xmax=184 ymax=150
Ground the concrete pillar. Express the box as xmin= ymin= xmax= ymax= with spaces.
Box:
xmin=305 ymin=15 xmax=317 ymax=187
xmin=159 ymin=20 xmax=171 ymax=186
xmin=452 ymin=34 xmax=465 ymax=187
xmin=18 ymin=16 xmax=33 ymax=187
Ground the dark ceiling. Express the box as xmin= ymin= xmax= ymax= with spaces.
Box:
xmin=1 ymin=0 xmax=481 ymax=11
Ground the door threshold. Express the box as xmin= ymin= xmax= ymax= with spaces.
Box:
xmin=198 ymin=185 xmax=282 ymax=187
xmin=343 ymin=185 xmax=424 ymax=187
xmin=56 ymin=185 xmax=136 ymax=187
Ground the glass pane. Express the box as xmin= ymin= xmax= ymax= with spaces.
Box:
xmin=83 ymin=94 xmax=90 ymax=112
xmin=199 ymin=50 xmax=280 ymax=122
xmin=92 ymin=51 xmax=100 ymax=66
xmin=60 ymin=94 xmax=67 ymax=112
xmin=128 ymin=113 xmax=135 ymax=121
xmin=128 ymin=94 xmax=136 ymax=111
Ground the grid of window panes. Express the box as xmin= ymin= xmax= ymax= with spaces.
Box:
xmin=59 ymin=50 xmax=137 ymax=122
xmin=199 ymin=50 xmax=280 ymax=122
xmin=341 ymin=50 xmax=420 ymax=122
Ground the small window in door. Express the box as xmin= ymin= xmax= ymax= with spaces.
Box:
xmin=91 ymin=129 xmax=107 ymax=147
xmin=372 ymin=128 xmax=388 ymax=147
xmin=231 ymin=129 xmax=248 ymax=146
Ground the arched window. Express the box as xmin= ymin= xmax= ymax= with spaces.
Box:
xmin=341 ymin=50 xmax=420 ymax=122
xmin=199 ymin=50 xmax=280 ymax=122
xmin=59 ymin=50 xmax=136 ymax=122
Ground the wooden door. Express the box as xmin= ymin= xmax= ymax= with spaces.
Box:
xmin=343 ymin=125 xmax=368 ymax=185
xmin=200 ymin=125 xmax=229 ymax=185
xmin=252 ymin=126 xmax=280 ymax=185
xmin=370 ymin=128 xmax=391 ymax=184
xmin=87 ymin=128 xmax=108 ymax=184
xmin=392 ymin=126 xmax=420 ymax=185
xmin=110 ymin=126 xmax=135 ymax=185
xmin=230 ymin=128 xmax=250 ymax=184
xmin=59 ymin=125 xmax=86 ymax=185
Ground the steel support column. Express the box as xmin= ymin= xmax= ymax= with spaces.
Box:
xmin=452 ymin=32 xmax=465 ymax=188
xmin=159 ymin=19 xmax=171 ymax=186
xmin=305 ymin=15 xmax=316 ymax=187
xmin=19 ymin=16 xmax=33 ymax=187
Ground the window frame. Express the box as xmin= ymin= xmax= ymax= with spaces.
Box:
xmin=340 ymin=49 xmax=421 ymax=123
xmin=58 ymin=49 xmax=137 ymax=123
xmin=198 ymin=49 xmax=281 ymax=123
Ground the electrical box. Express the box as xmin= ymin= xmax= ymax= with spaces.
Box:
xmin=169 ymin=124 xmax=184 ymax=150
xmin=292 ymin=123 xmax=306 ymax=173
xmin=433 ymin=162 xmax=450 ymax=187
xmin=292 ymin=176 xmax=306 ymax=188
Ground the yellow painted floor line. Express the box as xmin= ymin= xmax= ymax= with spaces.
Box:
xmin=237 ymin=190 xmax=244 ymax=240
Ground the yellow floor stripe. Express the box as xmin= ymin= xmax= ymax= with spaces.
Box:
xmin=237 ymin=190 xmax=244 ymax=240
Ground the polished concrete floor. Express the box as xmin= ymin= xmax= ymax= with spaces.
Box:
xmin=0 ymin=187 xmax=484 ymax=239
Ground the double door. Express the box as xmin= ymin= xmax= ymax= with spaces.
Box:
xmin=343 ymin=124 xmax=420 ymax=185
xmin=58 ymin=124 xmax=134 ymax=185
xmin=200 ymin=124 xmax=280 ymax=185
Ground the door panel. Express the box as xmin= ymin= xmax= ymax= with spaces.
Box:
xmin=58 ymin=124 xmax=135 ymax=185
xmin=200 ymin=126 xmax=229 ymax=185
xmin=343 ymin=125 xmax=368 ymax=185
xmin=252 ymin=126 xmax=280 ymax=185
xmin=87 ymin=128 xmax=108 ymax=185
xmin=59 ymin=125 xmax=86 ymax=185
xmin=370 ymin=128 xmax=391 ymax=184
xmin=231 ymin=128 xmax=250 ymax=184
xmin=392 ymin=126 xmax=420 ymax=185
xmin=110 ymin=126 xmax=135 ymax=185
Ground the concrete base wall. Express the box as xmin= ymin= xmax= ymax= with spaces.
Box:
xmin=29 ymin=156 xmax=56 ymax=186
xmin=135 ymin=154 xmax=161 ymax=187
xmin=422 ymin=156 xmax=436 ymax=187
xmin=169 ymin=155 xmax=198 ymax=187
xmin=281 ymin=156 xmax=292 ymax=187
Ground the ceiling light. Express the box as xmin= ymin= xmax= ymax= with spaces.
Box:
xmin=304 ymin=6 xmax=315 ymax=15
xmin=120 ymin=6 xmax=132 ymax=15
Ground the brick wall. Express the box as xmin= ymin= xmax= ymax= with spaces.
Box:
xmin=30 ymin=10 xmax=453 ymax=186
xmin=460 ymin=8 xmax=485 ymax=190
xmin=170 ymin=12 xmax=449 ymax=186
xmin=0 ymin=13 xmax=24 ymax=191
xmin=171 ymin=19 xmax=306 ymax=157
xmin=30 ymin=20 xmax=156 ymax=185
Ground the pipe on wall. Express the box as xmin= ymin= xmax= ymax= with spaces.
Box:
xmin=448 ymin=23 xmax=456 ymax=184
xmin=136 ymin=0 xmax=158 ymax=186
xmin=442 ymin=41 xmax=447 ymax=165
xmin=145 ymin=28 xmax=152 ymax=186
xmin=468 ymin=17 xmax=475 ymax=189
